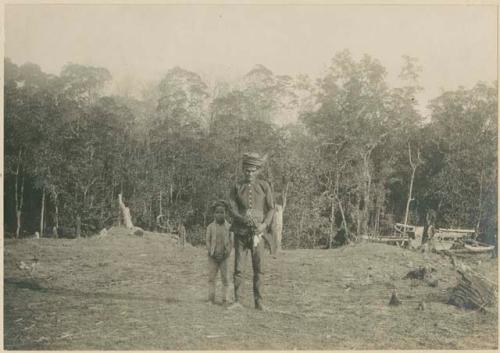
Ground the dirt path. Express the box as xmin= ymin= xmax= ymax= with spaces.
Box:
xmin=4 ymin=229 xmax=498 ymax=350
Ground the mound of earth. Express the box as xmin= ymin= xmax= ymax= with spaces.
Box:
xmin=4 ymin=231 xmax=497 ymax=350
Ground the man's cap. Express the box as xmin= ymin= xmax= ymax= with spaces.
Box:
xmin=242 ymin=152 xmax=266 ymax=168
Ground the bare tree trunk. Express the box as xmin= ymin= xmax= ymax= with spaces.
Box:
xmin=40 ymin=187 xmax=46 ymax=238
xmin=142 ymin=200 xmax=147 ymax=229
xmin=110 ymin=185 xmax=116 ymax=224
xmin=353 ymin=196 xmax=361 ymax=236
xmin=337 ymin=196 xmax=350 ymax=241
xmin=404 ymin=168 xmax=416 ymax=229
xmin=404 ymin=143 xmax=421 ymax=235
xmin=236 ymin=125 xmax=241 ymax=178
xmin=14 ymin=150 xmax=24 ymax=238
xmin=476 ymin=168 xmax=484 ymax=235
xmin=54 ymin=203 xmax=59 ymax=238
xmin=362 ymin=153 xmax=372 ymax=235
xmin=298 ymin=209 xmax=305 ymax=248
xmin=356 ymin=152 xmax=372 ymax=236
xmin=329 ymin=197 xmax=336 ymax=248
xmin=159 ymin=190 xmax=163 ymax=216
xmin=51 ymin=189 xmax=59 ymax=238
xmin=357 ymin=139 xmax=384 ymax=236
xmin=149 ymin=199 xmax=153 ymax=229
xmin=76 ymin=215 xmax=81 ymax=238
xmin=375 ymin=203 xmax=381 ymax=236
xmin=282 ymin=181 xmax=290 ymax=210
xmin=116 ymin=185 xmax=122 ymax=227
xmin=18 ymin=177 xmax=25 ymax=237
xmin=16 ymin=209 xmax=22 ymax=238
xmin=14 ymin=169 xmax=19 ymax=238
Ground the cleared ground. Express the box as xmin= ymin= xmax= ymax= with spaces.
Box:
xmin=4 ymin=227 xmax=498 ymax=350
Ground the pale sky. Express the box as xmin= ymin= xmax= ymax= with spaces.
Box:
xmin=4 ymin=4 xmax=498 ymax=119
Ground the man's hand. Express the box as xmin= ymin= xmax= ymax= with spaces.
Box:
xmin=243 ymin=216 xmax=256 ymax=228
xmin=256 ymin=223 xmax=267 ymax=234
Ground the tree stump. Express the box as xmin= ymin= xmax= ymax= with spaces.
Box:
xmin=389 ymin=290 xmax=402 ymax=306
xmin=118 ymin=194 xmax=134 ymax=229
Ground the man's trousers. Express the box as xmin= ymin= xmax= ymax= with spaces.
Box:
xmin=233 ymin=235 xmax=264 ymax=306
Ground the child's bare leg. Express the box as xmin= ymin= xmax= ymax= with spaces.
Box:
xmin=220 ymin=258 xmax=229 ymax=304
xmin=207 ymin=256 xmax=218 ymax=303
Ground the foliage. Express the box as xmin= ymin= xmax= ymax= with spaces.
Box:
xmin=4 ymin=54 xmax=497 ymax=247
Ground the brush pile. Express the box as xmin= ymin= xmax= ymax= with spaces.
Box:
xmin=448 ymin=266 xmax=497 ymax=311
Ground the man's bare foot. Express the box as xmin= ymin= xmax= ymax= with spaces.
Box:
xmin=255 ymin=302 xmax=269 ymax=311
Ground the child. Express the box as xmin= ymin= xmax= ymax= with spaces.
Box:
xmin=206 ymin=201 xmax=234 ymax=305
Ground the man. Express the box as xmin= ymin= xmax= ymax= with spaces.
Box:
xmin=227 ymin=153 xmax=275 ymax=311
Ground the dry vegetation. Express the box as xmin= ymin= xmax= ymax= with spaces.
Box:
xmin=4 ymin=228 xmax=498 ymax=350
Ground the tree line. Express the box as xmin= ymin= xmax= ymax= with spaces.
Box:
xmin=4 ymin=51 xmax=497 ymax=248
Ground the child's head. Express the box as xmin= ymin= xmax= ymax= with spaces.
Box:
xmin=212 ymin=200 xmax=227 ymax=224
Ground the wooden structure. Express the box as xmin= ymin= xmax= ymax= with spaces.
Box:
xmin=434 ymin=228 xmax=476 ymax=241
xmin=432 ymin=228 xmax=494 ymax=253
xmin=362 ymin=223 xmax=423 ymax=247
xmin=363 ymin=222 xmax=493 ymax=254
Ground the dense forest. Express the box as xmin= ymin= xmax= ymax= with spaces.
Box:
xmin=4 ymin=51 xmax=497 ymax=248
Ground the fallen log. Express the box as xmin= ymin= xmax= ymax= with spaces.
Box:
xmin=463 ymin=243 xmax=495 ymax=253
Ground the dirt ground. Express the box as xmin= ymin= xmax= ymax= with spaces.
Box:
xmin=4 ymin=227 xmax=498 ymax=350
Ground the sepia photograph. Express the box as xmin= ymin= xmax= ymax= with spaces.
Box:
xmin=2 ymin=2 xmax=498 ymax=350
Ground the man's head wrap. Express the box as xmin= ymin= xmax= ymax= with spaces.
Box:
xmin=242 ymin=152 xmax=266 ymax=168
